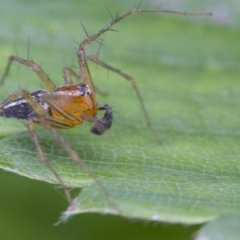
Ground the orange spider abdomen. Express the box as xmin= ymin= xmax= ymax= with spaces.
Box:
xmin=51 ymin=83 xmax=97 ymax=126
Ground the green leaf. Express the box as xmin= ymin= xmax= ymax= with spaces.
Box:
xmin=0 ymin=0 xmax=239 ymax=226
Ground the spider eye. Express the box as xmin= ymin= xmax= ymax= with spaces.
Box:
xmin=78 ymin=84 xmax=91 ymax=96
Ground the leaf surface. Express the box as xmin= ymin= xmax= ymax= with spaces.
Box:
xmin=0 ymin=0 xmax=239 ymax=224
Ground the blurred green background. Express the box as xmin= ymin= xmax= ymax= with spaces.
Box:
xmin=0 ymin=0 xmax=238 ymax=239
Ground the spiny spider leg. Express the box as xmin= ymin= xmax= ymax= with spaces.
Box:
xmin=78 ymin=8 xmax=211 ymax=52
xmin=63 ymin=67 xmax=79 ymax=85
xmin=41 ymin=123 xmax=121 ymax=213
xmin=86 ymin=54 xmax=162 ymax=143
xmin=0 ymin=56 xmax=56 ymax=92
xmin=27 ymin=119 xmax=72 ymax=204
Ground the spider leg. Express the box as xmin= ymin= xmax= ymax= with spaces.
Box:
xmin=78 ymin=8 xmax=211 ymax=51
xmin=27 ymin=118 xmax=72 ymax=204
xmin=86 ymin=55 xmax=162 ymax=144
xmin=44 ymin=126 xmax=121 ymax=213
xmin=41 ymin=93 xmax=82 ymax=124
xmin=63 ymin=67 xmax=79 ymax=85
xmin=0 ymin=56 xmax=56 ymax=92
xmin=77 ymin=8 xmax=211 ymax=68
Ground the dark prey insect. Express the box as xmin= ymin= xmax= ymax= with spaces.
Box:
xmin=0 ymin=8 xmax=211 ymax=209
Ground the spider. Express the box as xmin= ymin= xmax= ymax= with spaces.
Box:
xmin=0 ymin=8 xmax=211 ymax=210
